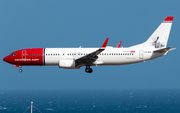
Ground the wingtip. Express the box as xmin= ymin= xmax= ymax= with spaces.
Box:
xmin=116 ymin=41 xmax=122 ymax=48
xmin=101 ymin=38 xmax=109 ymax=48
xmin=164 ymin=16 xmax=174 ymax=22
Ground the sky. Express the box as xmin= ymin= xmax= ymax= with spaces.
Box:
xmin=0 ymin=0 xmax=179 ymax=90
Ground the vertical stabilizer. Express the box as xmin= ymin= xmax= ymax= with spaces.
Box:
xmin=129 ymin=16 xmax=173 ymax=49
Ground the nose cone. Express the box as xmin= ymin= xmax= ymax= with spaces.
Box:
xmin=3 ymin=56 xmax=9 ymax=63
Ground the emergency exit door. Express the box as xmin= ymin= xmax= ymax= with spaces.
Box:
xmin=139 ymin=50 xmax=143 ymax=59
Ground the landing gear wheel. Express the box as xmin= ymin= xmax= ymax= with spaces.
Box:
xmin=19 ymin=69 xmax=23 ymax=73
xmin=89 ymin=68 xmax=93 ymax=73
xmin=85 ymin=67 xmax=93 ymax=73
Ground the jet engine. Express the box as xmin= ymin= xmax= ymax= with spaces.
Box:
xmin=59 ymin=60 xmax=79 ymax=69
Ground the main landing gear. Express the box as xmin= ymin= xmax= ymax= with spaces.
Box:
xmin=85 ymin=66 xmax=93 ymax=73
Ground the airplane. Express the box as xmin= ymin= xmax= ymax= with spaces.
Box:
xmin=3 ymin=16 xmax=174 ymax=73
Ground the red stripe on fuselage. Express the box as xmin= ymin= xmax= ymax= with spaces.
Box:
xmin=4 ymin=48 xmax=44 ymax=66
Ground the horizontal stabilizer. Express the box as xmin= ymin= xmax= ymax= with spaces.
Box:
xmin=169 ymin=48 xmax=176 ymax=51
xmin=153 ymin=47 xmax=172 ymax=52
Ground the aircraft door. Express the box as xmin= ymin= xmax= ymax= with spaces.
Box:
xmin=139 ymin=50 xmax=143 ymax=59
xmin=22 ymin=50 xmax=26 ymax=59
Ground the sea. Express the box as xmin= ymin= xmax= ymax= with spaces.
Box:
xmin=0 ymin=89 xmax=180 ymax=113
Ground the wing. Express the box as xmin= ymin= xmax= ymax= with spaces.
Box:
xmin=75 ymin=38 xmax=109 ymax=66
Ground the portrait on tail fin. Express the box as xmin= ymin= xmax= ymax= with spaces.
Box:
xmin=152 ymin=37 xmax=165 ymax=48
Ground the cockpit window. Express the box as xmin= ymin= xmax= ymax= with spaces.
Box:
xmin=10 ymin=53 xmax=16 ymax=56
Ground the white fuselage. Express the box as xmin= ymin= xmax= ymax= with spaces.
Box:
xmin=44 ymin=47 xmax=164 ymax=66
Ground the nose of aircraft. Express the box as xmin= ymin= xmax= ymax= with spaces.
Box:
xmin=3 ymin=56 xmax=9 ymax=63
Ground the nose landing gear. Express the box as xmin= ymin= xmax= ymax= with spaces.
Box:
xmin=19 ymin=68 xmax=23 ymax=72
xmin=13 ymin=65 xmax=23 ymax=73
xmin=85 ymin=66 xmax=93 ymax=73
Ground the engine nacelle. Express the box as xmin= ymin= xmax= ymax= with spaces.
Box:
xmin=59 ymin=60 xmax=79 ymax=69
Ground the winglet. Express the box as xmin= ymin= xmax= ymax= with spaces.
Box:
xmin=116 ymin=41 xmax=122 ymax=48
xmin=101 ymin=38 xmax=109 ymax=48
